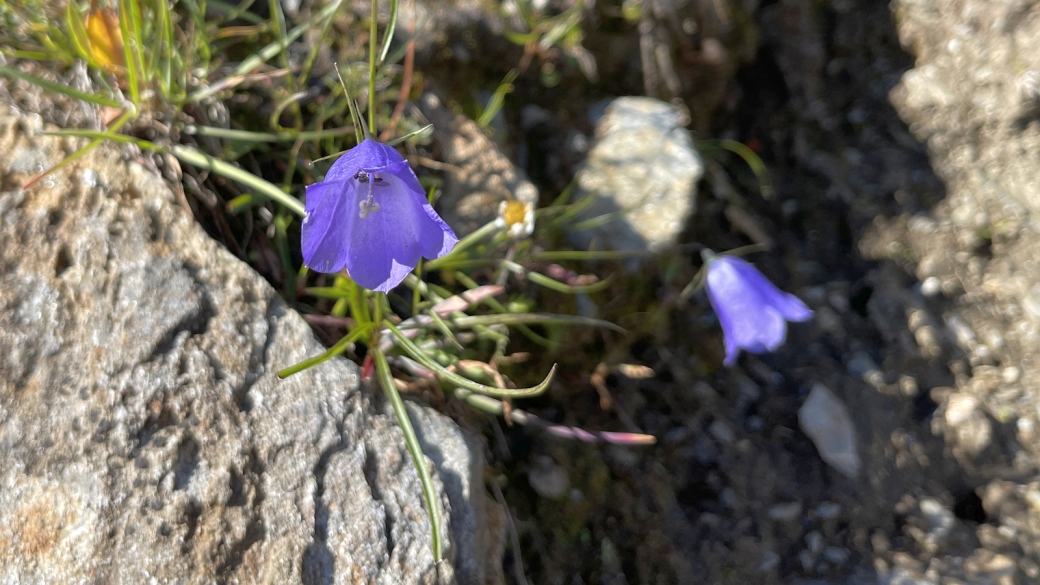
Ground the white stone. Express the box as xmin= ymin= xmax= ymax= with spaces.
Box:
xmin=798 ymin=384 xmax=861 ymax=479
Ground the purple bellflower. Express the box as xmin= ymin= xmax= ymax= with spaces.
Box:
xmin=302 ymin=139 xmax=458 ymax=292
xmin=705 ymin=255 xmax=813 ymax=366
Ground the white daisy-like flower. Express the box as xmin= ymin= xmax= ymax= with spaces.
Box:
xmin=494 ymin=199 xmax=535 ymax=239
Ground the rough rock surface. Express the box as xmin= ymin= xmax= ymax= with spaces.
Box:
xmin=568 ymin=97 xmax=702 ymax=256
xmin=0 ymin=103 xmax=496 ymax=584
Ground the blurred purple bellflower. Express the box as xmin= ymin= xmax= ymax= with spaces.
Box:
xmin=705 ymin=255 xmax=813 ymax=366
xmin=302 ymin=139 xmax=458 ymax=292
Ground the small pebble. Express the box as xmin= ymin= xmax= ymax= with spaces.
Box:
xmin=528 ymin=456 xmax=570 ymax=499
xmin=815 ymin=501 xmax=841 ymax=520
xmin=759 ymin=550 xmax=780 ymax=572
xmin=708 ymin=420 xmax=735 ymax=445
xmin=768 ymin=501 xmax=803 ymax=522
xmin=921 ymin=276 xmax=942 ymax=297
xmin=823 ymin=546 xmax=849 ymax=564
xmin=805 ymin=530 xmax=823 ymax=554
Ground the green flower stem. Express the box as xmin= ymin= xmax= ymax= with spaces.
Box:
xmin=372 ymin=346 xmax=443 ymax=561
xmin=349 ymin=279 xmax=371 ymax=325
xmin=368 ymin=0 xmax=378 ymax=133
xmin=171 ymin=145 xmax=305 ymax=216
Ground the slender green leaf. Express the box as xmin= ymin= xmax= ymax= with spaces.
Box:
xmin=44 ymin=130 xmax=160 ymax=150
xmin=526 ymin=271 xmax=612 ymax=294
xmin=305 ymin=286 xmax=353 ymax=299
xmin=384 ymin=321 xmax=557 ymax=398
xmin=377 ymin=0 xmax=399 ymax=65
xmin=450 ymin=312 xmax=624 ymax=333
xmin=189 ymin=0 xmax=344 ymax=101
xmin=0 ymin=63 xmax=122 ymax=109
xmin=172 ymin=145 xmax=305 ymax=216
xmin=372 ymin=347 xmax=443 ymax=561
xmin=276 ymin=323 xmax=374 ymax=378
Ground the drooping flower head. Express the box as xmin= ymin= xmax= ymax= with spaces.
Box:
xmin=302 ymin=139 xmax=458 ymax=292
xmin=705 ymin=255 xmax=813 ymax=366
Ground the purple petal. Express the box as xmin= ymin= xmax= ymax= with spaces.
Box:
xmin=706 ymin=256 xmax=812 ymax=366
xmin=374 ymin=155 xmax=427 ymax=197
xmin=726 ymin=257 xmax=814 ymax=322
xmin=325 ymin=140 xmax=425 ymax=195
xmin=301 ymin=180 xmax=355 ymax=273
xmin=418 ymin=200 xmax=458 ymax=259
xmin=344 ymin=173 xmax=427 ymax=292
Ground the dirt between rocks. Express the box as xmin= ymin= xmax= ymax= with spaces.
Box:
xmin=481 ymin=0 xmax=1040 ymax=584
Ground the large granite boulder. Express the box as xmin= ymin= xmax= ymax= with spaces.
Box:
xmin=0 ymin=103 xmax=501 ymax=584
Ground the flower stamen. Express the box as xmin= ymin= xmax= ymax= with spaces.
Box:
xmin=356 ymin=171 xmax=380 ymax=218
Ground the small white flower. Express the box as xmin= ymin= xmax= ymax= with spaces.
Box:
xmin=495 ymin=199 xmax=535 ymax=239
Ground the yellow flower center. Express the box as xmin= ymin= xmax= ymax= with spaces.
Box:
xmin=502 ymin=200 xmax=527 ymax=226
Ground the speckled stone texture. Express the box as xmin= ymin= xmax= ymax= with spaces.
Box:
xmin=568 ymin=97 xmax=702 ymax=257
xmin=0 ymin=103 xmax=499 ymax=584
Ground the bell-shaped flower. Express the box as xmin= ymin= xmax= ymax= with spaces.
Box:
xmin=302 ymin=139 xmax=458 ymax=292
xmin=705 ymin=255 xmax=813 ymax=366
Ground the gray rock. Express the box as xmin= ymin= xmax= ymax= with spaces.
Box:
xmin=891 ymin=0 xmax=1040 ymax=218
xmin=0 ymin=103 xmax=494 ymax=583
xmin=568 ymin=97 xmax=702 ymax=258
xmin=798 ymin=383 xmax=861 ymax=479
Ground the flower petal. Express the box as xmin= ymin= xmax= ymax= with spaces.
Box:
xmin=727 ymin=257 xmax=814 ymax=322
xmin=418 ymin=200 xmax=458 ymax=259
xmin=301 ymin=180 xmax=354 ymax=273
xmin=344 ymin=174 xmax=425 ymax=292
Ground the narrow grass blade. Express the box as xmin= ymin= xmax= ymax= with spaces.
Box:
xmin=304 ymin=286 xmax=353 ymax=299
xmin=703 ymin=139 xmax=775 ymax=199
xmin=117 ymin=0 xmax=141 ymax=105
xmin=191 ymin=125 xmax=357 ymax=143
xmin=477 ymin=69 xmax=518 ymax=128
xmin=532 ymin=249 xmax=654 ymax=261
xmin=44 ymin=130 xmax=160 ymax=150
xmin=423 ymin=220 xmax=499 ymax=270
xmin=171 ymin=145 xmax=305 ymax=216
xmin=0 ymin=63 xmax=121 ymax=109
xmin=372 ymin=347 xmax=443 ymax=561
xmin=189 ymin=0 xmax=344 ymax=102
xmin=24 ymin=109 xmax=135 ymax=189
xmin=451 ymin=312 xmax=624 ymax=333
xmin=377 ymin=0 xmax=399 ymax=65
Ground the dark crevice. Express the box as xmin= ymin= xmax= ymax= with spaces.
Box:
xmin=180 ymin=500 xmax=203 ymax=554
xmin=173 ymin=434 xmax=201 ymax=491
xmin=133 ymin=394 xmax=177 ymax=451
xmin=54 ymin=244 xmax=73 ymax=277
xmin=217 ymin=446 xmax=267 ymax=580
xmin=363 ymin=445 xmax=394 ymax=558
xmin=952 ymin=489 xmax=988 ymax=524
xmin=302 ymin=427 xmax=347 ymax=585
xmin=233 ymin=299 xmax=282 ymax=412
xmin=149 ymin=290 xmax=215 ymax=360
